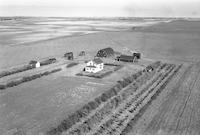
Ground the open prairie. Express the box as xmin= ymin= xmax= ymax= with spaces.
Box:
xmin=0 ymin=18 xmax=200 ymax=135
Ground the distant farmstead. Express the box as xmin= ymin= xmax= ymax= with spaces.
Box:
xmin=96 ymin=47 xmax=114 ymax=58
xmin=85 ymin=58 xmax=104 ymax=73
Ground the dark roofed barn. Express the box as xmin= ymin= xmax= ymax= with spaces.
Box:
xmin=96 ymin=47 xmax=114 ymax=58
xmin=116 ymin=55 xmax=134 ymax=62
xmin=116 ymin=52 xmax=141 ymax=62
xmin=64 ymin=52 xmax=73 ymax=60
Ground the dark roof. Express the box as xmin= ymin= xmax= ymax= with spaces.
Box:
xmin=99 ymin=47 xmax=114 ymax=54
xmin=65 ymin=52 xmax=73 ymax=55
xmin=93 ymin=58 xmax=103 ymax=64
xmin=29 ymin=60 xmax=38 ymax=64
xmin=118 ymin=55 xmax=134 ymax=60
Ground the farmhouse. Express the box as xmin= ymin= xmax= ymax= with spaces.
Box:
xmin=64 ymin=52 xmax=73 ymax=60
xmin=96 ymin=47 xmax=114 ymax=58
xmin=29 ymin=60 xmax=40 ymax=68
xmin=85 ymin=58 xmax=104 ymax=73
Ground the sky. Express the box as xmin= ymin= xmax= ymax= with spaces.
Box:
xmin=0 ymin=0 xmax=200 ymax=17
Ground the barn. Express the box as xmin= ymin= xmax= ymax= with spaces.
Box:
xmin=116 ymin=55 xmax=134 ymax=62
xmin=96 ymin=47 xmax=114 ymax=58
xmin=64 ymin=52 xmax=73 ymax=60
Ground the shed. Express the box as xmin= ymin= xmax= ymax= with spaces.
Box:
xmin=96 ymin=47 xmax=114 ymax=58
xmin=64 ymin=52 xmax=73 ymax=60
xmin=116 ymin=55 xmax=134 ymax=62
xmin=79 ymin=51 xmax=85 ymax=56
xmin=133 ymin=53 xmax=141 ymax=59
xmin=29 ymin=60 xmax=40 ymax=68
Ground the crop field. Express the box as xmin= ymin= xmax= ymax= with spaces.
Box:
xmin=127 ymin=62 xmax=200 ymax=135
xmin=46 ymin=61 xmax=182 ymax=135
xmin=0 ymin=60 xmax=143 ymax=135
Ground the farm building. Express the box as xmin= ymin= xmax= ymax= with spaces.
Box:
xmin=40 ymin=58 xmax=56 ymax=66
xmin=64 ymin=52 xmax=73 ymax=60
xmin=133 ymin=53 xmax=141 ymax=59
xmin=79 ymin=51 xmax=85 ymax=56
xmin=29 ymin=60 xmax=40 ymax=68
xmin=85 ymin=58 xmax=104 ymax=73
xmin=116 ymin=55 xmax=134 ymax=62
xmin=96 ymin=47 xmax=114 ymax=58
xmin=116 ymin=53 xmax=141 ymax=62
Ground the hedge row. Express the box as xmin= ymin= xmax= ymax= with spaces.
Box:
xmin=0 ymin=58 xmax=57 ymax=79
xmin=0 ymin=65 xmax=34 ymax=78
xmin=66 ymin=62 xmax=79 ymax=68
xmin=0 ymin=68 xmax=61 ymax=90
xmin=46 ymin=61 xmax=161 ymax=135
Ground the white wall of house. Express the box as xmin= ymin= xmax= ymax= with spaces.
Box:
xmin=85 ymin=61 xmax=104 ymax=73
xmin=35 ymin=62 xmax=40 ymax=68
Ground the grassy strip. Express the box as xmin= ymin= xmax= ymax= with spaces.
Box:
xmin=66 ymin=62 xmax=79 ymax=68
xmin=46 ymin=62 xmax=161 ymax=135
xmin=0 ymin=65 xmax=34 ymax=78
xmin=0 ymin=68 xmax=61 ymax=90
xmin=0 ymin=58 xmax=56 ymax=78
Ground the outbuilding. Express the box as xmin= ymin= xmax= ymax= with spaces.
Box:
xmin=64 ymin=52 xmax=73 ymax=60
xmin=116 ymin=55 xmax=134 ymax=62
xmin=96 ymin=47 xmax=114 ymax=58
xmin=79 ymin=51 xmax=85 ymax=56
xmin=133 ymin=53 xmax=141 ymax=59
xmin=29 ymin=60 xmax=40 ymax=68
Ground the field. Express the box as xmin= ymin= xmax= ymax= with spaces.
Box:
xmin=0 ymin=18 xmax=200 ymax=135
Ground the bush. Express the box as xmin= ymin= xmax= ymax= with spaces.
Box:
xmin=0 ymin=65 xmax=34 ymax=78
xmin=78 ymin=105 xmax=90 ymax=117
xmin=100 ymin=93 xmax=109 ymax=102
xmin=66 ymin=62 xmax=78 ymax=68
xmin=3 ymin=68 xmax=61 ymax=90
xmin=42 ymin=71 xmax=50 ymax=76
xmin=0 ymin=85 xmax=6 ymax=90
xmin=94 ymin=97 xmax=102 ymax=105
xmin=6 ymin=81 xmax=18 ymax=87
xmin=88 ymin=101 xmax=99 ymax=110
xmin=50 ymin=68 xmax=62 ymax=73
